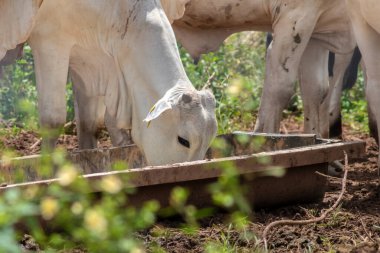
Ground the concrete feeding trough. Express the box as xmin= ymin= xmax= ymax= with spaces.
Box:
xmin=0 ymin=132 xmax=365 ymax=208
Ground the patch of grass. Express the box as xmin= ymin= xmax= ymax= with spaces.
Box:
xmin=318 ymin=236 xmax=338 ymax=253
xmin=204 ymin=224 xmax=243 ymax=253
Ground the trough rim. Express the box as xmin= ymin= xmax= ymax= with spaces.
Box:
xmin=0 ymin=140 xmax=365 ymax=191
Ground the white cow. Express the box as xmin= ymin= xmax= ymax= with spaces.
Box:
xmin=265 ymin=33 xmax=360 ymax=139
xmin=23 ymin=0 xmax=217 ymax=165
xmin=346 ymin=0 xmax=380 ymax=161
xmin=69 ymin=0 xmax=191 ymax=150
xmin=172 ymin=0 xmax=356 ymax=138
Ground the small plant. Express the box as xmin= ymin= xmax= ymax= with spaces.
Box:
xmin=318 ymin=207 xmax=346 ymax=229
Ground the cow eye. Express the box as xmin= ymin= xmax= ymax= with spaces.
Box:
xmin=178 ymin=136 xmax=190 ymax=148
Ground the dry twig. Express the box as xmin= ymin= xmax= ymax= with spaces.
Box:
xmin=202 ymin=72 xmax=216 ymax=90
xmin=29 ymin=138 xmax=42 ymax=150
xmin=262 ymin=151 xmax=349 ymax=250
xmin=315 ymin=171 xmax=342 ymax=180
xmin=360 ymin=218 xmax=375 ymax=243
xmin=280 ymin=122 xmax=288 ymax=134
xmin=315 ymin=171 xmax=359 ymax=185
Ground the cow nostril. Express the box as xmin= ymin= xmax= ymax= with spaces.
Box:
xmin=178 ymin=136 xmax=190 ymax=148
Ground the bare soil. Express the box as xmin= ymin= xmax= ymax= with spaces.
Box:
xmin=2 ymin=119 xmax=379 ymax=252
xmin=0 ymin=124 xmax=112 ymax=156
xmin=139 ymin=120 xmax=380 ymax=252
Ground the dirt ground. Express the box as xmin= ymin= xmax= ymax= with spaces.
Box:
xmin=1 ymin=118 xmax=379 ymax=252
xmin=138 ymin=119 xmax=380 ymax=253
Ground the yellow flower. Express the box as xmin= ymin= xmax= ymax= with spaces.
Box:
xmin=131 ymin=248 xmax=145 ymax=253
xmin=57 ymin=164 xmax=79 ymax=186
xmin=71 ymin=202 xmax=83 ymax=215
xmin=84 ymin=209 xmax=108 ymax=238
xmin=100 ymin=175 xmax=123 ymax=194
xmin=40 ymin=197 xmax=59 ymax=220
xmin=227 ymin=79 xmax=243 ymax=96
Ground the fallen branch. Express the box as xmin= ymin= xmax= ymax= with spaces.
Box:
xmin=30 ymin=138 xmax=42 ymax=150
xmin=315 ymin=171 xmax=360 ymax=186
xmin=360 ymin=218 xmax=375 ymax=243
xmin=262 ymin=151 xmax=349 ymax=250
xmin=315 ymin=171 xmax=342 ymax=180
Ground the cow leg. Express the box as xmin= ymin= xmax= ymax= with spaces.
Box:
xmin=105 ymin=111 xmax=133 ymax=147
xmin=361 ymin=63 xmax=379 ymax=144
xmin=71 ymin=82 xmax=98 ymax=150
xmin=300 ymin=44 xmax=348 ymax=176
xmin=299 ymin=38 xmax=329 ymax=138
xmin=28 ymin=38 xmax=71 ymax=150
xmin=368 ymin=101 xmax=379 ymax=144
xmin=254 ymin=11 xmax=318 ymax=133
xmin=347 ymin=0 xmax=380 ymax=164
xmin=326 ymin=52 xmax=353 ymax=138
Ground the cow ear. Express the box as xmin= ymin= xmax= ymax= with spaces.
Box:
xmin=199 ymin=89 xmax=216 ymax=109
xmin=143 ymin=98 xmax=173 ymax=123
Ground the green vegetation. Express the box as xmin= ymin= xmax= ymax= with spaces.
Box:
xmin=0 ymin=150 xmax=161 ymax=252
xmin=0 ymin=45 xmax=38 ymax=128
xmin=180 ymin=32 xmax=267 ymax=133
xmin=0 ymin=142 xmax=268 ymax=252
xmin=0 ymin=45 xmax=74 ymax=129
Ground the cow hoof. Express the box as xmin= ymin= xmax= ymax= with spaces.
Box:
xmin=328 ymin=161 xmax=344 ymax=177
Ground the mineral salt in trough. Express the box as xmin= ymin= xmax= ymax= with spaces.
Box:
xmin=0 ymin=132 xmax=365 ymax=208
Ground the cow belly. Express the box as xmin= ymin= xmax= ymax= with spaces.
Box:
xmin=311 ymin=30 xmax=356 ymax=55
xmin=361 ymin=1 xmax=380 ymax=34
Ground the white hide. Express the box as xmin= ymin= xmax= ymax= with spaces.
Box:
xmin=27 ymin=0 xmax=217 ymax=165
xmin=346 ymin=0 xmax=380 ymax=164
xmin=173 ymin=0 xmax=356 ymax=138
xmin=0 ymin=0 xmax=42 ymax=59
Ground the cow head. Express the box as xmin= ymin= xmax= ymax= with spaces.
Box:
xmin=141 ymin=87 xmax=217 ymax=166
xmin=115 ymin=0 xmax=216 ymax=166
